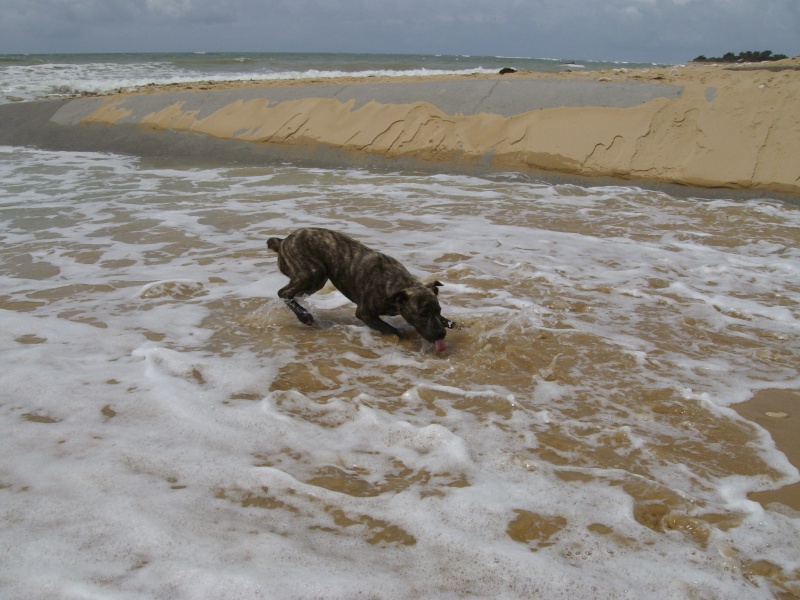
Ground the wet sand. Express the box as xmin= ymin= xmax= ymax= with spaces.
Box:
xmin=734 ymin=389 xmax=800 ymax=512
xmin=2 ymin=137 xmax=800 ymax=597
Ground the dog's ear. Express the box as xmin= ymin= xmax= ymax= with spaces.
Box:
xmin=426 ymin=280 xmax=443 ymax=295
xmin=389 ymin=289 xmax=410 ymax=307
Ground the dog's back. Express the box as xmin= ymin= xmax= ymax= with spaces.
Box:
xmin=270 ymin=228 xmax=416 ymax=304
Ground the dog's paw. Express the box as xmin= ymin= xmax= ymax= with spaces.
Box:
xmin=284 ymin=299 xmax=315 ymax=325
xmin=294 ymin=307 xmax=315 ymax=326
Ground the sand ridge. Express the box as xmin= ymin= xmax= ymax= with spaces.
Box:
xmin=66 ymin=58 xmax=800 ymax=193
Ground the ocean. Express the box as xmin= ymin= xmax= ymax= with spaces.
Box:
xmin=1 ymin=54 xmax=799 ymax=599
xmin=0 ymin=51 xmax=663 ymax=104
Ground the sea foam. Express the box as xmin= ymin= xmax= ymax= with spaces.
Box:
xmin=1 ymin=146 xmax=799 ymax=598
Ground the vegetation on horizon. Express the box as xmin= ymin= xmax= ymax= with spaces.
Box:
xmin=692 ymin=50 xmax=788 ymax=63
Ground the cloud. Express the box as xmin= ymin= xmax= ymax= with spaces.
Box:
xmin=146 ymin=0 xmax=193 ymax=18
xmin=0 ymin=0 xmax=796 ymax=61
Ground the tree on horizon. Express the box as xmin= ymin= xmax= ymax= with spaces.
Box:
xmin=693 ymin=50 xmax=788 ymax=63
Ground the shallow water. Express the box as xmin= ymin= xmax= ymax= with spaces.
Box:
xmin=1 ymin=146 xmax=799 ymax=599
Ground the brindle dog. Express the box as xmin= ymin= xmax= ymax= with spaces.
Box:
xmin=267 ymin=228 xmax=455 ymax=351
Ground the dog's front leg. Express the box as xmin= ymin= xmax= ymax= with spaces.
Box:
xmin=356 ymin=308 xmax=402 ymax=338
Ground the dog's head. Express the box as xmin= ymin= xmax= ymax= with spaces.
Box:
xmin=390 ymin=281 xmax=448 ymax=345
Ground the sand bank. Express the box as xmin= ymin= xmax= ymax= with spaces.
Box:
xmin=2 ymin=59 xmax=799 ymax=194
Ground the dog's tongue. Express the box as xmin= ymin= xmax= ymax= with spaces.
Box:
xmin=434 ymin=339 xmax=447 ymax=353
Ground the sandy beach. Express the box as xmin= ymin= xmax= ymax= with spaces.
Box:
xmin=3 ymin=54 xmax=800 ymax=598
xmin=5 ymin=57 xmax=794 ymax=196
xmin=67 ymin=57 xmax=800 ymax=506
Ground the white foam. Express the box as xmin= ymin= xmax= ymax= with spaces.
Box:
xmin=0 ymin=60 xmax=497 ymax=104
xmin=1 ymin=147 xmax=799 ymax=599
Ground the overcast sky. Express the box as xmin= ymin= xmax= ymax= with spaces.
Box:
xmin=2 ymin=0 xmax=798 ymax=64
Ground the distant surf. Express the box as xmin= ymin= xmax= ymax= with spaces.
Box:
xmin=0 ymin=51 xmax=664 ymax=104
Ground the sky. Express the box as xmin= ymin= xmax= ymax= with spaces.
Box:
xmin=1 ymin=0 xmax=798 ymax=64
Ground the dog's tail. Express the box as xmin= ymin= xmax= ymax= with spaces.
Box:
xmin=267 ymin=237 xmax=283 ymax=252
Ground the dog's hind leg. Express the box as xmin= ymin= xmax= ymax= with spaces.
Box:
xmin=277 ymin=270 xmax=328 ymax=326
xmin=282 ymin=298 xmax=315 ymax=325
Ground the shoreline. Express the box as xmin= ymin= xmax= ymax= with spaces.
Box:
xmin=734 ymin=389 xmax=800 ymax=513
xmin=1 ymin=58 xmax=798 ymax=196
